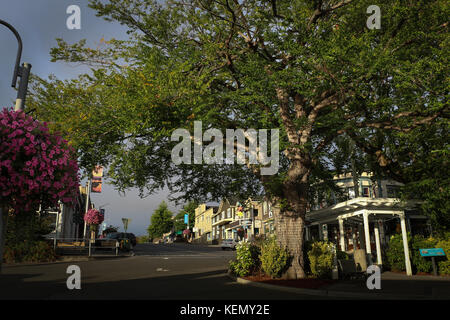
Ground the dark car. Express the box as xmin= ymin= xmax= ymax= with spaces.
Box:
xmin=105 ymin=232 xmax=137 ymax=246
xmin=125 ymin=233 xmax=137 ymax=246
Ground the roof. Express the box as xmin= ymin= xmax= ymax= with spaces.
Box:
xmin=306 ymin=197 xmax=422 ymax=224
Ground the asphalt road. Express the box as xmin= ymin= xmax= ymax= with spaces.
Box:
xmin=0 ymin=243 xmax=332 ymax=300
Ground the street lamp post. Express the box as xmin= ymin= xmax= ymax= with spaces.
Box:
xmin=0 ymin=19 xmax=32 ymax=274
xmin=0 ymin=19 xmax=32 ymax=111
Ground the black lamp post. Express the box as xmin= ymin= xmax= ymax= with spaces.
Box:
xmin=0 ymin=19 xmax=32 ymax=111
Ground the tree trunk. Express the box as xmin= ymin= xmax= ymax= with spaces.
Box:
xmin=275 ymin=211 xmax=306 ymax=279
xmin=274 ymin=158 xmax=310 ymax=279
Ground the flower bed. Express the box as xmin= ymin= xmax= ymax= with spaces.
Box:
xmin=242 ymin=274 xmax=337 ymax=289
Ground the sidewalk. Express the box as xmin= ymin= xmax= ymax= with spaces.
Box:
xmin=3 ymin=252 xmax=131 ymax=267
xmin=231 ymin=271 xmax=450 ymax=300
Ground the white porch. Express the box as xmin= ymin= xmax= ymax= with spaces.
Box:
xmin=306 ymin=198 xmax=422 ymax=276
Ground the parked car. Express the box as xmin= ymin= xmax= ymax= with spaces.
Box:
xmin=105 ymin=232 xmax=137 ymax=246
xmin=220 ymin=239 xmax=238 ymax=250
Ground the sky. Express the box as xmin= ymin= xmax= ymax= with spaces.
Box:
xmin=1 ymin=0 xmax=183 ymax=236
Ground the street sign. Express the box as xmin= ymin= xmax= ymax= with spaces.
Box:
xmin=122 ymin=218 xmax=131 ymax=232
xmin=419 ymin=248 xmax=445 ymax=276
xmin=419 ymin=248 xmax=445 ymax=257
xmin=184 ymin=214 xmax=189 ymax=224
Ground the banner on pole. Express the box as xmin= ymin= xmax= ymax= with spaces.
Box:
xmin=91 ymin=166 xmax=103 ymax=193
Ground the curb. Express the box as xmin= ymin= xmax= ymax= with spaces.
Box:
xmin=226 ymin=273 xmax=440 ymax=300
xmin=3 ymin=255 xmax=130 ymax=267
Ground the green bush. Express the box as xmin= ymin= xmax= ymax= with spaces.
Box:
xmin=436 ymin=237 xmax=450 ymax=275
xmin=259 ymin=237 xmax=290 ymax=278
xmin=385 ymin=233 xmax=412 ymax=272
xmin=337 ymin=250 xmax=350 ymax=260
xmin=228 ymin=241 xmax=260 ymax=277
xmin=411 ymin=235 xmax=438 ymax=273
xmin=3 ymin=241 xmax=56 ymax=263
xmin=307 ymin=241 xmax=334 ymax=279
xmin=438 ymin=260 xmax=450 ymax=276
xmin=136 ymin=235 xmax=150 ymax=244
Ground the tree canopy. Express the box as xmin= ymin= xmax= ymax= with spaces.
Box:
xmin=147 ymin=201 xmax=174 ymax=239
xmin=28 ymin=0 xmax=449 ymax=276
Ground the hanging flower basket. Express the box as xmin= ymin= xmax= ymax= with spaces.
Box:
xmin=84 ymin=209 xmax=104 ymax=225
xmin=0 ymin=108 xmax=80 ymax=213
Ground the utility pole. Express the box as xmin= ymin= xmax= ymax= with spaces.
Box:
xmin=83 ymin=178 xmax=91 ymax=239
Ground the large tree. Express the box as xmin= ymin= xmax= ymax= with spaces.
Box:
xmin=147 ymin=201 xmax=174 ymax=239
xmin=29 ymin=0 xmax=448 ymax=278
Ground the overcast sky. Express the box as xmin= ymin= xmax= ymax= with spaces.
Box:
xmin=1 ymin=0 xmax=183 ymax=235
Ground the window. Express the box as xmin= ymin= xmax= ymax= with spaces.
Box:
xmin=268 ymin=204 xmax=273 ymax=218
xmin=227 ymin=208 xmax=231 ymax=218
xmin=253 ymin=209 xmax=259 ymax=217
xmin=201 ymin=215 xmax=204 ymax=222
xmin=221 ymin=212 xmax=225 ymax=220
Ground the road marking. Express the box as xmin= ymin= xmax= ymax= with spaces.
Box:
xmin=156 ymin=268 xmax=169 ymax=272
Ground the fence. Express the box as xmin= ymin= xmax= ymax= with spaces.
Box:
xmin=50 ymin=237 xmax=121 ymax=257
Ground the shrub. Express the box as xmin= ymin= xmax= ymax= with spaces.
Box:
xmin=411 ymin=235 xmax=438 ymax=273
xmin=385 ymin=233 xmax=412 ymax=272
xmin=136 ymin=235 xmax=150 ymax=243
xmin=436 ymin=236 xmax=450 ymax=275
xmin=438 ymin=261 xmax=450 ymax=276
xmin=337 ymin=250 xmax=350 ymax=260
xmin=228 ymin=241 xmax=260 ymax=277
xmin=307 ymin=241 xmax=334 ymax=279
xmin=3 ymin=241 xmax=56 ymax=263
xmin=259 ymin=236 xmax=290 ymax=278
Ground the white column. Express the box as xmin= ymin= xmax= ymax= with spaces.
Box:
xmin=400 ymin=214 xmax=412 ymax=276
xmin=363 ymin=210 xmax=372 ymax=265
xmin=374 ymin=221 xmax=382 ymax=265
xmin=363 ymin=211 xmax=371 ymax=255
xmin=338 ymin=218 xmax=345 ymax=252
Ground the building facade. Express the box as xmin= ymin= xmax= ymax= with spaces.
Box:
xmin=193 ymin=203 xmax=218 ymax=244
